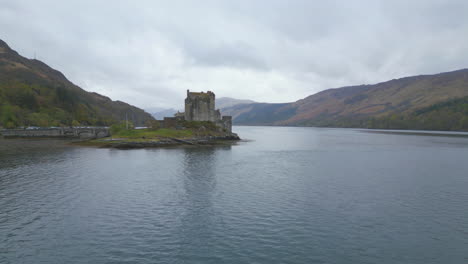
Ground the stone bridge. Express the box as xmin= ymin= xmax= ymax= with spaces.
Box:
xmin=0 ymin=127 xmax=110 ymax=139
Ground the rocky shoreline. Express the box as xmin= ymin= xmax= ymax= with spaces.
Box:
xmin=76 ymin=133 xmax=241 ymax=149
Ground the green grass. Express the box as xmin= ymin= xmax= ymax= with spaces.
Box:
xmin=112 ymin=128 xmax=194 ymax=139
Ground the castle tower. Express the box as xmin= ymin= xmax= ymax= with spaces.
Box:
xmin=184 ymin=90 xmax=218 ymax=122
xmin=184 ymin=90 xmax=232 ymax=132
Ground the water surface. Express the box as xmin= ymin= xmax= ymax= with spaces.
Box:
xmin=1 ymin=127 xmax=468 ymax=263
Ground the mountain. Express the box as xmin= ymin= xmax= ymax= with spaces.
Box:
xmin=224 ymin=69 xmax=468 ymax=131
xmin=146 ymin=107 xmax=178 ymax=120
xmin=216 ymin=97 xmax=257 ymax=110
xmin=221 ymin=103 xmax=295 ymax=125
xmin=0 ymin=39 xmax=154 ymax=128
xmin=144 ymin=97 xmax=257 ymax=120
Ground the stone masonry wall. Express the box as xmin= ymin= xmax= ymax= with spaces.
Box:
xmin=0 ymin=128 xmax=110 ymax=139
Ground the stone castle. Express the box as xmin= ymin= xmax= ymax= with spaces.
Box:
xmin=185 ymin=90 xmax=220 ymax=122
xmin=160 ymin=90 xmax=232 ymax=132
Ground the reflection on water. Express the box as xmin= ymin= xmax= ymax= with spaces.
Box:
xmin=0 ymin=138 xmax=72 ymax=170
xmin=1 ymin=127 xmax=468 ymax=264
xmin=182 ymin=148 xmax=217 ymax=206
xmin=179 ymin=148 xmax=219 ymax=261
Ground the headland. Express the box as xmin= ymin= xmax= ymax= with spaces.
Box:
xmin=75 ymin=90 xmax=240 ymax=148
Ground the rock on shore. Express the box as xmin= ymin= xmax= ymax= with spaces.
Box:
xmin=84 ymin=133 xmax=240 ymax=149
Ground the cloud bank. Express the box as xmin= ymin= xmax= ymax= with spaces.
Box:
xmin=1 ymin=0 xmax=467 ymax=109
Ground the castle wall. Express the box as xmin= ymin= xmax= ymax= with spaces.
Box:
xmin=163 ymin=117 xmax=177 ymax=129
xmin=0 ymin=127 xmax=110 ymax=139
xmin=222 ymin=116 xmax=232 ymax=133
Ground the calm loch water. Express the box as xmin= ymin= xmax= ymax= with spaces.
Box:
xmin=1 ymin=126 xmax=468 ymax=263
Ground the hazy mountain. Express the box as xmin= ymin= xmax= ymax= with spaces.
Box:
xmin=144 ymin=97 xmax=257 ymax=120
xmin=224 ymin=69 xmax=468 ymax=131
xmin=216 ymin=97 xmax=257 ymax=110
xmin=0 ymin=39 xmax=154 ymax=128
xmin=146 ymin=108 xmax=178 ymax=120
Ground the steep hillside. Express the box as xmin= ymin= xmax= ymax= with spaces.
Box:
xmin=0 ymin=39 xmax=154 ymax=128
xmin=224 ymin=69 xmax=468 ymax=131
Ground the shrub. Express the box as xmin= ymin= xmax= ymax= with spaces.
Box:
xmin=71 ymin=120 xmax=80 ymax=127
xmin=110 ymin=121 xmax=134 ymax=135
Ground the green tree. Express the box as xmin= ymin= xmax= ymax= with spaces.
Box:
xmin=110 ymin=121 xmax=134 ymax=135
xmin=71 ymin=120 xmax=80 ymax=127
xmin=0 ymin=103 xmax=17 ymax=127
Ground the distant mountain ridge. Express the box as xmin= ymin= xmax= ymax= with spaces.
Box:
xmin=147 ymin=108 xmax=178 ymax=120
xmin=146 ymin=97 xmax=256 ymax=120
xmin=224 ymin=69 xmax=468 ymax=131
xmin=216 ymin=97 xmax=257 ymax=109
xmin=0 ymin=39 xmax=154 ymax=128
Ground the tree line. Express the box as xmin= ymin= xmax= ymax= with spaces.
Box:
xmin=0 ymin=81 xmax=115 ymax=128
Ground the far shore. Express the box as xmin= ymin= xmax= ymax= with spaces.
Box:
xmin=360 ymin=129 xmax=468 ymax=138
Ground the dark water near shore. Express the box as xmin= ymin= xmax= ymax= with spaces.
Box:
xmin=1 ymin=126 xmax=468 ymax=264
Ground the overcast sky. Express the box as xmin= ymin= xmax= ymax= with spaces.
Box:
xmin=1 ymin=0 xmax=468 ymax=110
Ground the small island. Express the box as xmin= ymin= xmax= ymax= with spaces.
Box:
xmin=78 ymin=90 xmax=240 ymax=149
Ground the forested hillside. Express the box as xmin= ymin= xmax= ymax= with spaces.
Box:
xmin=0 ymin=39 xmax=153 ymax=128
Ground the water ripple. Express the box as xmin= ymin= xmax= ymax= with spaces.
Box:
xmin=1 ymin=128 xmax=468 ymax=263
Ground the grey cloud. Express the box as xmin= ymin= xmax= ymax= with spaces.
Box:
xmin=1 ymin=0 xmax=467 ymax=109
xmin=186 ymin=41 xmax=269 ymax=70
